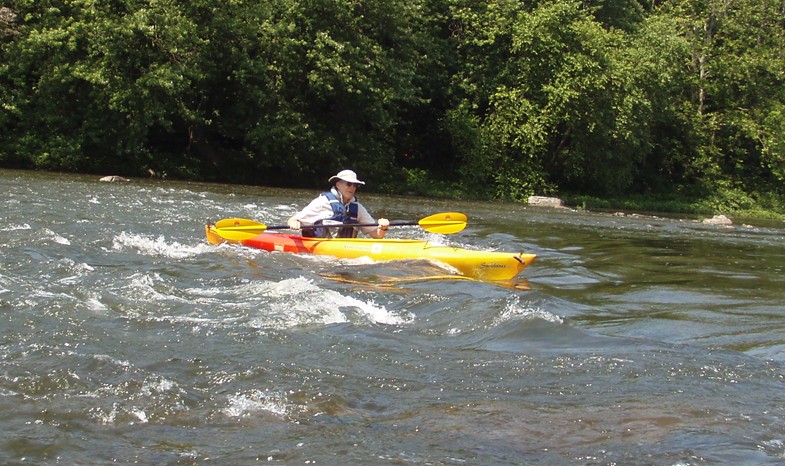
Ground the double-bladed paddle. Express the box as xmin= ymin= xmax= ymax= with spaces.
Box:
xmin=212 ymin=212 xmax=468 ymax=241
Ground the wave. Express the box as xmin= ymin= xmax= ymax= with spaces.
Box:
xmin=224 ymin=389 xmax=291 ymax=419
xmin=111 ymin=231 xmax=214 ymax=259
xmin=0 ymin=223 xmax=31 ymax=231
xmin=109 ymin=272 xmax=413 ymax=330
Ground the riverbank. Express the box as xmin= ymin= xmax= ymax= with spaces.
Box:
xmin=563 ymin=192 xmax=785 ymax=223
xmin=7 ymin=167 xmax=785 ymax=224
xmin=389 ymin=168 xmax=785 ymax=221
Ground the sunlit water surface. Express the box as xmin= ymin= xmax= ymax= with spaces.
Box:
xmin=2 ymin=169 xmax=785 ymax=464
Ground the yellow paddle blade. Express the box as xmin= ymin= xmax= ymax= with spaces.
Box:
xmin=417 ymin=212 xmax=468 ymax=234
xmin=212 ymin=218 xmax=268 ymax=241
xmin=211 ymin=227 xmax=261 ymax=241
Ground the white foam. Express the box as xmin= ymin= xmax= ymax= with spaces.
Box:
xmin=496 ymin=295 xmax=563 ymax=324
xmin=112 ymin=231 xmax=214 ymax=259
xmin=125 ymin=272 xmax=192 ymax=305
xmin=198 ymin=277 xmax=414 ymax=329
xmin=85 ymin=297 xmax=108 ymax=312
xmin=140 ymin=377 xmax=181 ymax=397
xmin=423 ymin=232 xmax=450 ymax=245
xmin=91 ymin=402 xmax=120 ymax=424
xmin=116 ymin=272 xmax=411 ymax=330
xmin=41 ymin=228 xmax=70 ymax=245
xmin=56 ymin=259 xmax=95 ymax=284
xmin=224 ymin=389 xmax=290 ymax=418
xmin=1 ymin=223 xmax=31 ymax=231
xmin=263 ymin=277 xmax=412 ymax=326
xmin=93 ymin=353 xmax=133 ymax=368
xmin=131 ymin=408 xmax=149 ymax=424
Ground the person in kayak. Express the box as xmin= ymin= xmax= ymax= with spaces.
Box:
xmin=287 ymin=169 xmax=390 ymax=239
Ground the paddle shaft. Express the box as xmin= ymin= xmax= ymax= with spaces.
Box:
xmin=212 ymin=212 xmax=467 ymax=240
xmin=287 ymin=220 xmax=415 ymax=230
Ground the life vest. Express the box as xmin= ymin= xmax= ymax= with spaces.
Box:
xmin=302 ymin=191 xmax=360 ymax=238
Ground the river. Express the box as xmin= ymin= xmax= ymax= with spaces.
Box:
xmin=2 ymin=168 xmax=785 ymax=465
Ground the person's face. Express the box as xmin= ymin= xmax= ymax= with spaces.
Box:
xmin=336 ymin=180 xmax=359 ymax=199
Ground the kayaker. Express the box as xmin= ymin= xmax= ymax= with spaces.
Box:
xmin=287 ymin=169 xmax=390 ymax=239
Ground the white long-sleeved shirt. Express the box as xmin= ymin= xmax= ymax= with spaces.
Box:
xmin=292 ymin=187 xmax=378 ymax=236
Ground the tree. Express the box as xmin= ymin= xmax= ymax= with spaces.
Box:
xmin=216 ymin=0 xmax=428 ymax=186
xmin=0 ymin=0 xmax=206 ymax=175
xmin=1 ymin=0 xmax=782 ymax=207
xmin=0 ymin=0 xmax=429 ymax=184
xmin=664 ymin=0 xmax=785 ymax=196
xmin=448 ymin=0 xmax=656 ymax=198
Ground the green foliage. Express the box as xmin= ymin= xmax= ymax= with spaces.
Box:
xmin=760 ymin=104 xmax=785 ymax=182
xmin=450 ymin=0 xmax=655 ymax=196
xmin=442 ymin=105 xmax=495 ymax=195
xmin=0 ymin=0 xmax=206 ymax=175
xmin=238 ymin=0 xmax=427 ymax=185
xmin=0 ymin=0 xmax=424 ymax=183
xmin=396 ymin=167 xmax=463 ymax=198
xmin=0 ymin=0 xmax=782 ymax=215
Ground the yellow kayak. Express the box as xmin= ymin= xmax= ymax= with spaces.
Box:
xmin=205 ymin=224 xmax=535 ymax=281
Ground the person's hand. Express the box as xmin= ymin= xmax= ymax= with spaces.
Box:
xmin=287 ymin=218 xmax=301 ymax=230
xmin=378 ymin=218 xmax=390 ymax=231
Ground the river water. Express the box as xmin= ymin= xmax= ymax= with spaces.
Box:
xmin=2 ymin=168 xmax=785 ymax=465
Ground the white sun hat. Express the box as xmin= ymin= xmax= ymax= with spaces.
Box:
xmin=328 ymin=169 xmax=365 ymax=185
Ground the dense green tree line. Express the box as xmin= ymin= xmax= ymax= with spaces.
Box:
xmin=1 ymin=0 xmax=783 ymax=207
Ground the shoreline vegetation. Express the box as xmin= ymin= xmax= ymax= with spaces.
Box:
xmin=567 ymin=195 xmax=785 ymax=223
xmin=382 ymin=169 xmax=785 ymax=221
xmin=88 ymin=168 xmax=782 ymax=223
xmin=569 ymin=198 xmax=785 ymax=228
xmin=6 ymin=166 xmax=784 ymax=226
xmin=2 ymin=2 xmax=783 ymax=222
